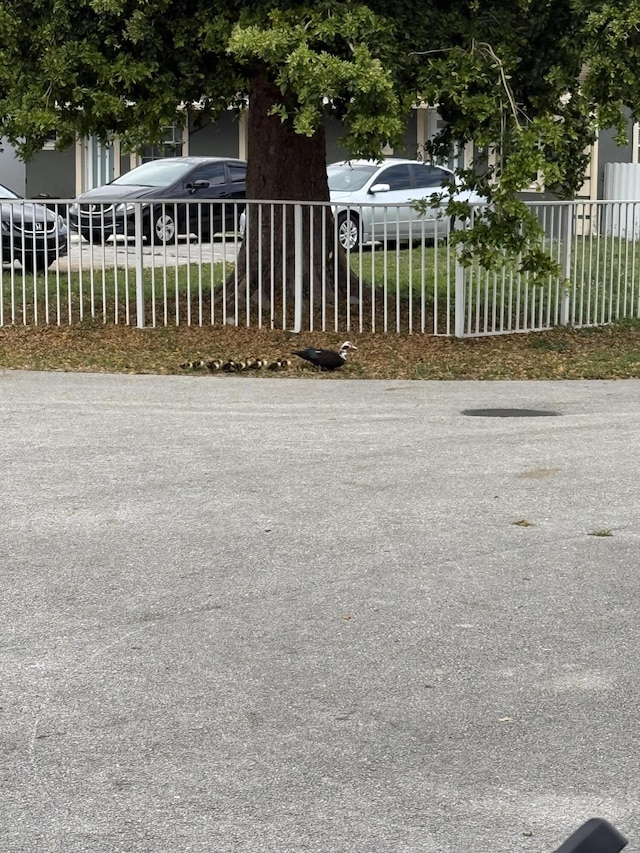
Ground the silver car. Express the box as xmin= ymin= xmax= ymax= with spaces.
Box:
xmin=328 ymin=158 xmax=482 ymax=250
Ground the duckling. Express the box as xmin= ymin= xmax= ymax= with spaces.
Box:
xmin=267 ymin=358 xmax=291 ymax=371
xmin=179 ymin=360 xmax=193 ymax=370
xmin=222 ymin=360 xmax=237 ymax=373
xmin=192 ymin=358 xmax=206 ymax=370
xmin=206 ymin=359 xmax=223 ymax=372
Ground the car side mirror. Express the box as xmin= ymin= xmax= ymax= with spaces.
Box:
xmin=369 ymin=183 xmax=390 ymax=194
xmin=186 ymin=180 xmax=210 ymax=192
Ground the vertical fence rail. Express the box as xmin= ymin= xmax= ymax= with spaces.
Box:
xmin=561 ymin=203 xmax=572 ymax=326
xmin=134 ymin=204 xmax=145 ymax=328
xmin=293 ymin=204 xmax=303 ymax=334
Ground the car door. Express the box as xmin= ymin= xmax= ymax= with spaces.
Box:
xmin=368 ymin=164 xmax=413 ymax=241
xmin=223 ymin=161 xmax=247 ymax=230
xmin=408 ymin=163 xmax=453 ymax=238
xmin=182 ymin=162 xmax=228 ymax=238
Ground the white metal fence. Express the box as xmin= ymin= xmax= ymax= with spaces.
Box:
xmin=2 ymin=197 xmax=640 ymax=336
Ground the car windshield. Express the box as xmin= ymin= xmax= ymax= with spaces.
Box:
xmin=0 ymin=183 xmax=20 ymax=200
xmin=111 ymin=160 xmax=196 ymax=187
xmin=327 ymin=164 xmax=378 ymax=192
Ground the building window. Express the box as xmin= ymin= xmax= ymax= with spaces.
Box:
xmin=42 ymin=131 xmax=58 ymax=151
xmin=141 ymin=124 xmax=185 ymax=162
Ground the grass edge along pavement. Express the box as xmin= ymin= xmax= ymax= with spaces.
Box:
xmin=2 ymin=319 xmax=640 ymax=380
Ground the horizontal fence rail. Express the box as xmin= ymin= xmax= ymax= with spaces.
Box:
xmin=2 ymin=196 xmax=640 ymax=336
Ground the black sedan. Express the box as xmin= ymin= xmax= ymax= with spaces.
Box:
xmin=68 ymin=156 xmax=247 ymax=245
xmin=0 ymin=183 xmax=68 ymax=272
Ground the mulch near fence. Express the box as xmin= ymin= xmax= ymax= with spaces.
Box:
xmin=2 ymin=321 xmax=640 ymax=380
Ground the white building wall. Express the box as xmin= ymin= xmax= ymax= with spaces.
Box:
xmin=0 ymin=139 xmax=27 ymax=195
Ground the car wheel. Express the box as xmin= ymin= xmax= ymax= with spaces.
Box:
xmin=81 ymin=229 xmax=105 ymax=244
xmin=196 ymin=215 xmax=215 ymax=244
xmin=447 ymin=214 xmax=470 ymax=237
xmin=337 ymin=212 xmax=360 ymax=251
xmin=150 ymin=207 xmax=177 ymax=245
xmin=21 ymin=253 xmax=49 ymax=273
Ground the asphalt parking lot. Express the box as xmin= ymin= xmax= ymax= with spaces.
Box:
xmin=1 ymin=372 xmax=639 ymax=853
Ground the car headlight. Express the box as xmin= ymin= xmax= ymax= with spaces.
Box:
xmin=115 ymin=201 xmax=149 ymax=214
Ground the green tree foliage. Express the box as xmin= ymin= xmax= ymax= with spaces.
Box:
xmin=2 ymin=0 xmax=640 ymax=275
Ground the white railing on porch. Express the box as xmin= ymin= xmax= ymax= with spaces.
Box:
xmin=2 ymin=198 xmax=640 ymax=336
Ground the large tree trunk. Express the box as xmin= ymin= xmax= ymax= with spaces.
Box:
xmin=221 ymin=75 xmax=357 ymax=329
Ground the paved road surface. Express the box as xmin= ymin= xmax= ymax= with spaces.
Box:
xmin=1 ymin=372 xmax=639 ymax=853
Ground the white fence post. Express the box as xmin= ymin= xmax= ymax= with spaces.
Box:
xmin=134 ymin=203 xmax=145 ymax=328
xmin=293 ymin=203 xmax=303 ymax=333
xmin=560 ymin=203 xmax=573 ymax=326
xmin=454 ymin=220 xmax=466 ymax=337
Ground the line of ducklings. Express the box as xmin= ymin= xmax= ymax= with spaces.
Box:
xmin=180 ymin=356 xmax=293 ymax=373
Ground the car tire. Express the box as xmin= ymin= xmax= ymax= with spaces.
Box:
xmin=81 ymin=229 xmax=105 ymax=245
xmin=447 ymin=214 xmax=470 ymax=237
xmin=196 ymin=215 xmax=215 ymax=244
xmin=22 ymin=253 xmax=50 ymax=273
xmin=337 ymin=212 xmax=360 ymax=251
xmin=150 ymin=207 xmax=177 ymax=246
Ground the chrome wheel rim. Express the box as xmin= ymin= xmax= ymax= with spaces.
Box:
xmin=338 ymin=217 xmax=358 ymax=250
xmin=155 ymin=214 xmax=175 ymax=244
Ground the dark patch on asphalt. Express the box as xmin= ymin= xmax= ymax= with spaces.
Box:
xmin=462 ymin=408 xmax=561 ymax=417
